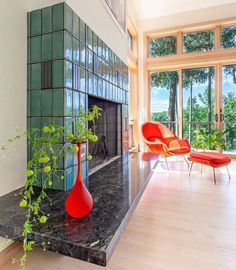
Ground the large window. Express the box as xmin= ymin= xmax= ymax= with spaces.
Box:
xmin=150 ymin=36 xmax=177 ymax=57
xmin=151 ymin=71 xmax=179 ymax=134
xmin=222 ymin=65 xmax=236 ymax=152
xmin=183 ymin=67 xmax=215 ymax=143
xmin=221 ymin=26 xmax=236 ymax=49
xmin=183 ymin=30 xmax=214 ymax=53
xmin=147 ymin=19 xmax=236 ymax=156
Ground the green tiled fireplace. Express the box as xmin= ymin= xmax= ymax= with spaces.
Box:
xmin=27 ymin=2 xmax=129 ymax=191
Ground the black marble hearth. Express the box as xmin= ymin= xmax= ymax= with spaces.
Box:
xmin=0 ymin=153 xmax=158 ymax=266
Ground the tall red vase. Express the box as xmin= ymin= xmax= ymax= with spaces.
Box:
xmin=65 ymin=143 xmax=93 ymax=219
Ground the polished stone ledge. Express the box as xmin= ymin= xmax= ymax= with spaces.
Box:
xmin=0 ymin=152 xmax=158 ymax=266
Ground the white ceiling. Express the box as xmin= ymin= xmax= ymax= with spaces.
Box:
xmin=131 ymin=0 xmax=236 ymax=20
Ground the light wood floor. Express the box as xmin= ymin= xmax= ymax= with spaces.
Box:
xmin=2 ymin=158 xmax=236 ymax=270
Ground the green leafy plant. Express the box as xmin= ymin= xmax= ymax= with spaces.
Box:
xmin=0 ymin=105 xmax=102 ymax=269
xmin=193 ymin=128 xmax=228 ymax=151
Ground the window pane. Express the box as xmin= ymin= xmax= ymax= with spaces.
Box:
xmin=150 ymin=71 xmax=179 ymax=135
xmin=221 ymin=26 xmax=236 ymax=49
xmin=183 ymin=67 xmax=215 ymax=144
xmin=127 ymin=30 xmax=132 ymax=49
xmin=222 ymin=65 xmax=236 ymax=152
xmin=150 ymin=36 xmax=177 ymax=57
xmin=183 ymin=30 xmax=214 ymax=53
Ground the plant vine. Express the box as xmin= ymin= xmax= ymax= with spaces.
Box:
xmin=0 ymin=105 xmax=102 ymax=269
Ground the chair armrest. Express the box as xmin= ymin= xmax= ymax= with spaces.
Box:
xmin=142 ymin=137 xmax=168 ymax=152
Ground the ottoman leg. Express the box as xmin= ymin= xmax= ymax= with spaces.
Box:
xmin=189 ymin=162 xmax=194 ymax=176
xmin=226 ymin=166 xmax=231 ymax=181
xmin=213 ymin=168 xmax=216 ymax=185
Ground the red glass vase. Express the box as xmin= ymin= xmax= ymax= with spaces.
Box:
xmin=65 ymin=143 xmax=93 ymax=219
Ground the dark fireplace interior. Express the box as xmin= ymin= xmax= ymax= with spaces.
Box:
xmin=88 ymin=96 xmax=122 ymax=170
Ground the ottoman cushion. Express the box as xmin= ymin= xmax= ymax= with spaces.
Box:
xmin=190 ymin=152 xmax=230 ymax=164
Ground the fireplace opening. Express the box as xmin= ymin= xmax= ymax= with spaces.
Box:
xmin=88 ymin=96 xmax=122 ymax=171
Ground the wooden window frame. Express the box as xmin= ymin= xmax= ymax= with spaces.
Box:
xmin=145 ymin=17 xmax=236 ymax=157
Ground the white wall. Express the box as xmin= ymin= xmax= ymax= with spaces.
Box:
xmin=0 ymin=0 xmax=29 ymax=251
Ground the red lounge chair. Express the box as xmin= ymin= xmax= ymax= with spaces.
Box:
xmin=141 ymin=122 xmax=191 ymax=169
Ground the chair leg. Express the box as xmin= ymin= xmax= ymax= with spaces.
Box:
xmin=213 ymin=168 xmax=216 ymax=185
xmin=226 ymin=165 xmax=231 ymax=181
xmin=183 ymin=155 xmax=189 ymax=167
xmin=201 ymin=165 xmax=203 ymax=174
xmin=164 ymin=156 xmax=169 ymax=171
xmin=189 ymin=162 xmax=193 ymax=176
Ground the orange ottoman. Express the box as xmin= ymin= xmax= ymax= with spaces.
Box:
xmin=188 ymin=152 xmax=231 ymax=184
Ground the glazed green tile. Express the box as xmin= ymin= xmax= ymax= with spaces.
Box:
xmin=65 ymin=145 xmax=73 ymax=169
xmin=31 ymin=10 xmax=41 ymax=36
xmin=73 ymin=12 xmax=79 ymax=39
xmin=42 ymin=117 xmax=52 ymax=128
xmin=42 ymin=89 xmax=52 ymax=116
xmin=81 ymin=143 xmax=87 ymax=163
xmin=30 ymin=63 xmax=41 ymax=89
xmin=52 ymin=60 xmax=64 ymax=88
xmin=27 ymin=13 xmax=30 ymax=37
xmin=79 ymin=19 xmax=86 ymax=44
xmin=42 ymin=34 xmax=52 ymax=61
xmin=30 ymin=36 xmax=41 ymax=63
xmin=64 ymin=31 xmax=73 ymax=61
xmin=27 ymin=65 xmax=30 ymax=90
xmin=42 ymin=6 xmax=52 ymax=34
xmin=73 ymin=91 xmax=79 ymax=116
xmin=27 ymin=38 xmax=30 ymax=64
xmin=53 ymin=31 xmax=63 ymax=59
xmin=31 ymin=117 xmax=41 ymax=129
xmin=52 ymin=117 xmax=64 ymax=142
xmin=79 ymin=67 xmax=86 ymax=92
xmin=53 ymin=170 xmax=64 ymax=190
xmin=93 ymin=32 xmax=98 ymax=53
xmin=79 ymin=92 xmax=86 ymax=112
xmin=80 ymin=42 xmax=86 ymax=68
xmin=27 ymin=92 xmax=30 ymax=117
xmin=53 ymin=89 xmax=64 ymax=116
xmin=86 ymin=27 xmax=93 ymax=50
xmin=65 ymin=167 xmax=74 ymax=190
xmin=73 ymin=38 xmax=79 ymax=64
xmin=81 ymin=161 xmax=87 ymax=183
xmin=64 ymin=4 xmax=73 ymax=34
xmin=52 ymin=3 xmax=64 ymax=31
xmin=30 ymin=90 xmax=41 ymax=116
xmin=64 ymin=117 xmax=72 ymax=134
xmin=53 ymin=117 xmax=64 ymax=127
xmin=64 ymin=61 xmax=72 ymax=88
xmin=64 ymin=89 xmax=72 ymax=116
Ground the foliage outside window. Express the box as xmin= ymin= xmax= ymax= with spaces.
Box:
xmin=183 ymin=30 xmax=214 ymax=53
xmin=150 ymin=36 xmax=177 ymax=57
xmin=222 ymin=64 xmax=236 ymax=151
xmin=151 ymin=71 xmax=179 ymax=134
xmin=183 ymin=67 xmax=215 ymax=144
xmin=221 ymin=26 xmax=236 ymax=49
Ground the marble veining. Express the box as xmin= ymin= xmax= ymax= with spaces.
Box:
xmin=0 ymin=153 xmax=157 ymax=266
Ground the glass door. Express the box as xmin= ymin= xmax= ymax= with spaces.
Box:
xmin=221 ymin=65 xmax=236 ymax=153
xmin=182 ymin=67 xmax=215 ymax=144
xmin=150 ymin=70 xmax=179 ymax=135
